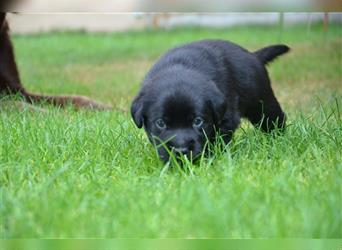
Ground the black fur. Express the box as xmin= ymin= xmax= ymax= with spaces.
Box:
xmin=131 ymin=39 xmax=289 ymax=162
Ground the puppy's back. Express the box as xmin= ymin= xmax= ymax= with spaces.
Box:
xmin=143 ymin=39 xmax=287 ymax=107
xmin=144 ymin=40 xmax=263 ymax=99
xmin=146 ymin=40 xmax=246 ymax=79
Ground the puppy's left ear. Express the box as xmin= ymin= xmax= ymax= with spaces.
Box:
xmin=209 ymin=88 xmax=227 ymax=125
xmin=131 ymin=94 xmax=144 ymax=128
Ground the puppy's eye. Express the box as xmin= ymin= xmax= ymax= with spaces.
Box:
xmin=193 ymin=117 xmax=204 ymax=128
xmin=155 ymin=119 xmax=166 ymax=129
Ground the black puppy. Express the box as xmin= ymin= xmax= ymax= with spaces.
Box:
xmin=131 ymin=40 xmax=289 ymax=162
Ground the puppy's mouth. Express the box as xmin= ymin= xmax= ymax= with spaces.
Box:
xmin=159 ymin=146 xmax=202 ymax=163
xmin=172 ymin=146 xmax=190 ymax=155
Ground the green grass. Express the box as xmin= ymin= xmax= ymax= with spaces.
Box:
xmin=1 ymin=23 xmax=341 ymax=238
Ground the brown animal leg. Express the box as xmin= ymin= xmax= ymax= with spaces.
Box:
xmin=24 ymin=93 xmax=112 ymax=110
xmin=0 ymin=13 xmax=112 ymax=110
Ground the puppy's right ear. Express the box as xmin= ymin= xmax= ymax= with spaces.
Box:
xmin=131 ymin=94 xmax=144 ymax=128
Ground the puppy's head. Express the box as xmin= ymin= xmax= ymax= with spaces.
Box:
xmin=131 ymin=69 xmax=227 ymax=162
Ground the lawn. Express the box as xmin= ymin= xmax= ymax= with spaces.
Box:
xmin=1 ymin=23 xmax=341 ymax=238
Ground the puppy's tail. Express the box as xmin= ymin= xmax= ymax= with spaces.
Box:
xmin=254 ymin=45 xmax=290 ymax=65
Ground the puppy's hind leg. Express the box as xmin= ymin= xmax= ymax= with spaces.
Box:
xmin=245 ymin=92 xmax=286 ymax=133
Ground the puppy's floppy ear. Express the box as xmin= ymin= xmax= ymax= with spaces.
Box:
xmin=131 ymin=93 xmax=144 ymax=128
xmin=208 ymin=87 xmax=227 ymax=125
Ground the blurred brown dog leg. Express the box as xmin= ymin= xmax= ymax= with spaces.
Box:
xmin=0 ymin=13 xmax=112 ymax=110
xmin=25 ymin=93 xmax=112 ymax=110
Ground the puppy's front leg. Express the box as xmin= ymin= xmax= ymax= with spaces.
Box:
xmin=218 ymin=110 xmax=241 ymax=144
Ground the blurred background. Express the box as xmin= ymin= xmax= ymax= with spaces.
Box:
xmin=7 ymin=12 xmax=341 ymax=111
xmin=7 ymin=12 xmax=342 ymax=34
xmin=7 ymin=0 xmax=342 ymax=12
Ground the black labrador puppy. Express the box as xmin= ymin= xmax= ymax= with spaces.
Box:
xmin=131 ymin=39 xmax=289 ymax=162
